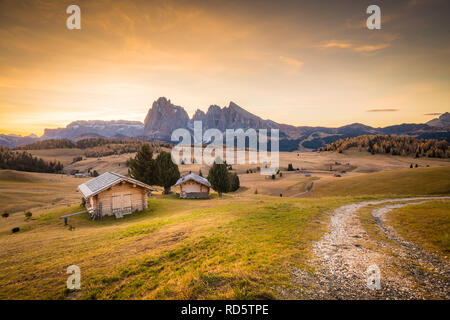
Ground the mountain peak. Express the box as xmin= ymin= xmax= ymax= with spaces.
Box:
xmin=427 ymin=112 xmax=450 ymax=127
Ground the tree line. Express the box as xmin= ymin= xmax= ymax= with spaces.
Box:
xmin=15 ymin=138 xmax=172 ymax=158
xmin=320 ymin=135 xmax=449 ymax=158
xmin=15 ymin=138 xmax=171 ymax=151
xmin=128 ymin=144 xmax=239 ymax=197
xmin=0 ymin=146 xmax=63 ymax=173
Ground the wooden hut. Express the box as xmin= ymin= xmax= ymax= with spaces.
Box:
xmin=174 ymin=173 xmax=211 ymax=199
xmin=78 ymin=172 xmax=155 ymax=218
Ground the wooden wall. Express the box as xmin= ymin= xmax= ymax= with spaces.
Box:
xmin=89 ymin=181 xmax=148 ymax=217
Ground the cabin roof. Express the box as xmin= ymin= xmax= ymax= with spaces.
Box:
xmin=78 ymin=172 xmax=156 ymax=199
xmin=174 ymin=173 xmax=211 ymax=188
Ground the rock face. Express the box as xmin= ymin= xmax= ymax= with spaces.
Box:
xmin=427 ymin=112 xmax=450 ymax=128
xmin=42 ymin=120 xmax=144 ymax=140
xmin=0 ymin=134 xmax=38 ymax=148
xmin=143 ymin=97 xmax=190 ymax=140
xmin=143 ymin=99 xmax=297 ymax=140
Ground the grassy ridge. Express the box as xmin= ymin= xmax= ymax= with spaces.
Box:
xmin=311 ymin=166 xmax=450 ymax=197
xmin=386 ymin=200 xmax=450 ymax=257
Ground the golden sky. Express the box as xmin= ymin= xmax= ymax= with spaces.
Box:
xmin=0 ymin=0 xmax=449 ymax=136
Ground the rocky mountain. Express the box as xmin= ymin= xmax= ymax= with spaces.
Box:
xmin=0 ymin=134 xmax=38 ymax=148
xmin=142 ymin=97 xmax=449 ymax=150
xmin=1 ymin=97 xmax=448 ymax=151
xmin=42 ymin=120 xmax=144 ymax=140
xmin=427 ymin=112 xmax=450 ymax=128
xmin=143 ymin=97 xmax=190 ymax=140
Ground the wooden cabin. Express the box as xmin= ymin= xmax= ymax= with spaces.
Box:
xmin=78 ymin=172 xmax=155 ymax=218
xmin=174 ymin=173 xmax=211 ymax=199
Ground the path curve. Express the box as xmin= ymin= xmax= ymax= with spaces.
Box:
xmin=292 ymin=196 xmax=450 ymax=299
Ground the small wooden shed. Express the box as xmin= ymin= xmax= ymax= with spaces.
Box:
xmin=78 ymin=172 xmax=155 ymax=218
xmin=174 ymin=173 xmax=211 ymax=199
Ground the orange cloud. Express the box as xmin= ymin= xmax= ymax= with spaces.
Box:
xmin=279 ymin=56 xmax=304 ymax=71
xmin=353 ymin=43 xmax=390 ymax=52
xmin=318 ymin=41 xmax=353 ymax=49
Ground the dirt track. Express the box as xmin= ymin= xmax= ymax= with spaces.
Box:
xmin=291 ymin=197 xmax=450 ymax=299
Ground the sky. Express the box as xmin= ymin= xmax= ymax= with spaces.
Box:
xmin=0 ymin=0 xmax=449 ymax=136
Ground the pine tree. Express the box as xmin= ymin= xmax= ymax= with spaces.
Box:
xmin=207 ymin=161 xmax=231 ymax=197
xmin=128 ymin=144 xmax=156 ymax=185
xmin=154 ymin=151 xmax=180 ymax=194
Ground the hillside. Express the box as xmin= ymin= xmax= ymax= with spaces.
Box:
xmin=320 ymin=135 xmax=449 ymax=158
xmin=310 ymin=166 xmax=450 ymax=197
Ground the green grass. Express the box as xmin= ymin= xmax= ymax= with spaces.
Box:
xmin=385 ymin=200 xmax=450 ymax=257
xmin=0 ymin=194 xmax=351 ymax=299
xmin=311 ymin=166 xmax=450 ymax=197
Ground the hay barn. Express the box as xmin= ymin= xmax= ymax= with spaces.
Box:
xmin=175 ymin=173 xmax=211 ymax=199
xmin=78 ymin=172 xmax=155 ymax=218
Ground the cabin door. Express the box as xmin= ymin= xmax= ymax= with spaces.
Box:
xmin=122 ymin=194 xmax=132 ymax=214
xmin=112 ymin=195 xmax=121 ymax=215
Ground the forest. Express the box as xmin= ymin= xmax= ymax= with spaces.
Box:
xmin=320 ymin=135 xmax=450 ymax=158
xmin=14 ymin=138 xmax=172 ymax=158
xmin=0 ymin=146 xmax=63 ymax=173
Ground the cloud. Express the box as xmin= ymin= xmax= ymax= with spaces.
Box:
xmin=366 ymin=108 xmax=398 ymax=112
xmin=353 ymin=43 xmax=390 ymax=52
xmin=318 ymin=41 xmax=353 ymax=49
xmin=279 ymin=56 xmax=304 ymax=71
xmin=424 ymin=113 xmax=441 ymax=116
xmin=318 ymin=41 xmax=389 ymax=53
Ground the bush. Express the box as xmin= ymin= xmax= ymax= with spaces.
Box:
xmin=287 ymin=163 xmax=294 ymax=171
xmin=72 ymin=156 xmax=83 ymax=163
xmin=254 ymin=189 xmax=258 ymax=194
xmin=2 ymin=212 xmax=9 ymax=218
xmin=229 ymin=173 xmax=240 ymax=192
xmin=25 ymin=211 xmax=32 ymax=219
xmin=90 ymin=170 xmax=99 ymax=177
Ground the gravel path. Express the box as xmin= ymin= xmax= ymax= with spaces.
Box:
xmin=291 ymin=197 xmax=450 ymax=299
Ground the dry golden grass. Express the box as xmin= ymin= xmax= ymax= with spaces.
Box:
xmin=0 ymin=170 xmax=89 ymax=234
xmin=0 ymin=193 xmax=350 ymax=299
xmin=385 ymin=200 xmax=450 ymax=257
xmin=310 ymin=166 xmax=450 ymax=198
xmin=0 ymin=150 xmax=449 ymax=300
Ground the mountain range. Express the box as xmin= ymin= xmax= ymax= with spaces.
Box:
xmin=1 ymin=97 xmax=449 ymax=151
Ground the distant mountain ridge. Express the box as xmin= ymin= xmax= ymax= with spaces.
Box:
xmin=1 ymin=97 xmax=449 ymax=151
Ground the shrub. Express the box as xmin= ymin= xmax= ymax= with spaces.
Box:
xmin=229 ymin=173 xmax=240 ymax=192
xmin=2 ymin=212 xmax=9 ymax=218
xmin=287 ymin=163 xmax=294 ymax=171
xmin=25 ymin=211 xmax=32 ymax=219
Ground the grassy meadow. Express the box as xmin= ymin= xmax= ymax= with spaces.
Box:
xmin=0 ymin=151 xmax=449 ymax=299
